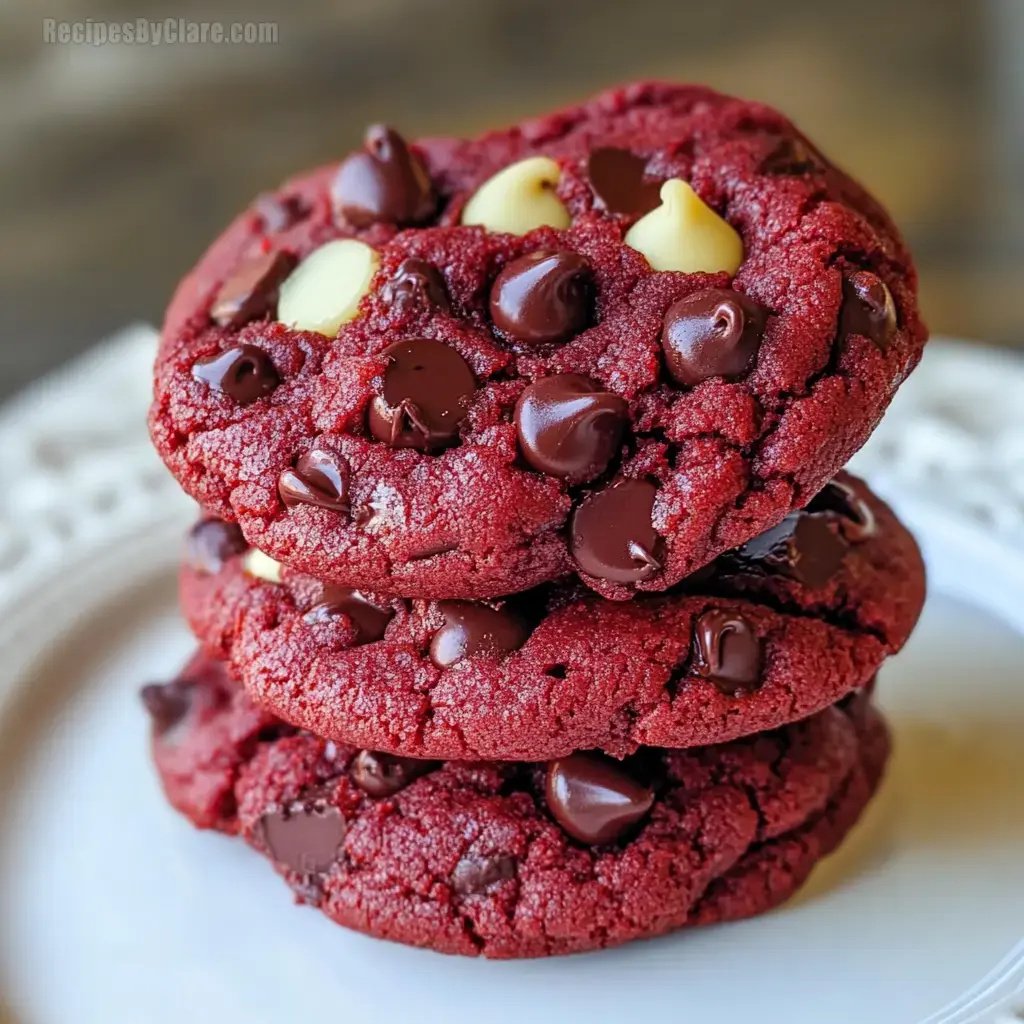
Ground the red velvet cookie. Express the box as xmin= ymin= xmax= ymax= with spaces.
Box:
xmin=150 ymin=81 xmax=927 ymax=601
xmin=180 ymin=472 xmax=923 ymax=760
xmin=145 ymin=655 xmax=888 ymax=958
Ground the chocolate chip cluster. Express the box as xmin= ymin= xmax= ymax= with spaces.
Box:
xmin=188 ymin=122 xmax=898 ymax=596
xmin=148 ymin=85 xmax=921 ymax=924
xmin=185 ymin=468 xmax=879 ymax=853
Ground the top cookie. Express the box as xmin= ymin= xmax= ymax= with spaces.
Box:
xmin=150 ymin=81 xmax=926 ymax=600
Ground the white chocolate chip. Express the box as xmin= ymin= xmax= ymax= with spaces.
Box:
xmin=277 ymin=239 xmax=380 ymax=336
xmin=243 ymin=548 xmax=283 ymax=583
xmin=624 ymin=179 xmax=743 ymax=274
xmin=461 ymin=156 xmax=570 ymax=235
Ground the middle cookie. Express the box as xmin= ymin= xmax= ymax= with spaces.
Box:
xmin=182 ymin=472 xmax=923 ymax=761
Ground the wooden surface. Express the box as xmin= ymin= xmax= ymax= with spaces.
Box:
xmin=0 ymin=0 xmax=1021 ymax=398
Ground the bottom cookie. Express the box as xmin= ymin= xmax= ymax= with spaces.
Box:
xmin=145 ymin=654 xmax=889 ymax=959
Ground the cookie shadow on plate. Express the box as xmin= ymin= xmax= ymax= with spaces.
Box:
xmin=792 ymin=710 xmax=1024 ymax=905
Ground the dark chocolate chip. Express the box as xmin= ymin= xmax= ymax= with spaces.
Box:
xmin=693 ymin=609 xmax=762 ymax=696
xmin=587 ymin=147 xmax=662 ymax=216
xmin=839 ymin=271 xmax=897 ymax=351
xmin=350 ymin=750 xmax=438 ymax=798
xmin=661 ymin=288 xmax=768 ymax=386
xmin=140 ymin=680 xmax=193 ymax=735
xmin=731 ymin=513 xmax=848 ymax=589
xmin=141 ymin=661 xmax=229 ymax=740
xmin=514 ymin=374 xmax=628 ymax=484
xmin=760 ymin=135 xmax=823 ymax=176
xmin=303 ymin=587 xmax=394 ymax=644
xmin=429 ymin=601 xmax=529 ymax=668
xmin=279 ymin=449 xmax=350 ymax=514
xmin=331 ymin=124 xmax=436 ymax=227
xmin=210 ymin=251 xmax=297 ymax=329
xmin=184 ymin=518 xmax=248 ymax=575
xmin=570 ymin=479 xmax=664 ymax=584
xmin=545 ymin=753 xmax=654 ymax=845
xmin=807 ymin=476 xmax=877 ymax=542
xmin=260 ymin=786 xmax=346 ymax=875
xmin=366 ymin=339 xmax=476 ymax=450
xmin=381 ymin=258 xmax=450 ymax=314
xmin=489 ymin=251 xmax=592 ymax=346
xmin=452 ymin=853 xmax=516 ymax=895
xmin=192 ymin=345 xmax=279 ymax=405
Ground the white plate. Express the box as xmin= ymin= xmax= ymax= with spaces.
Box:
xmin=0 ymin=329 xmax=1022 ymax=1024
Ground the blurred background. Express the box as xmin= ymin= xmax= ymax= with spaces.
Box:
xmin=1 ymin=0 xmax=1022 ymax=399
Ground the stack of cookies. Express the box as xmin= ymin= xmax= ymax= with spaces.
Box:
xmin=144 ymin=82 xmax=927 ymax=958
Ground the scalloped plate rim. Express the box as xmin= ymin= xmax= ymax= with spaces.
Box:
xmin=0 ymin=329 xmax=1021 ymax=1023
